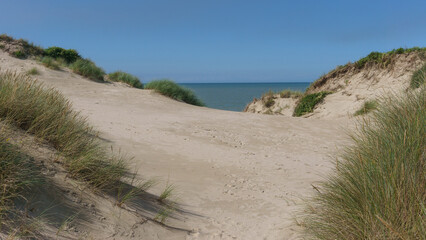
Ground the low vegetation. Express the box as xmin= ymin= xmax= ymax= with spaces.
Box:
xmin=108 ymin=71 xmax=143 ymax=89
xmin=41 ymin=56 xmax=60 ymax=70
xmin=410 ymin=63 xmax=425 ymax=89
xmin=355 ymin=47 xmax=426 ymax=69
xmin=303 ymin=88 xmax=425 ymax=239
xmin=279 ymin=89 xmax=303 ymax=99
xmin=293 ymin=91 xmax=330 ymax=117
xmin=354 ymin=99 xmax=378 ymax=116
xmin=26 ymin=67 xmax=39 ymax=75
xmin=0 ymin=71 xmax=123 ymax=189
xmin=0 ymin=34 xmax=44 ymax=59
xmin=145 ymin=79 xmax=205 ymax=106
xmin=44 ymin=46 xmax=81 ymax=64
xmin=70 ymin=59 xmax=105 ymax=82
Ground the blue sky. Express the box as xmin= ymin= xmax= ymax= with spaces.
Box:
xmin=1 ymin=0 xmax=425 ymax=83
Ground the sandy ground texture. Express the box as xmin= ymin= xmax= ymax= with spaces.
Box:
xmin=0 ymin=51 xmax=352 ymax=239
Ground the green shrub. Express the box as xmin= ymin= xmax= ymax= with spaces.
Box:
xmin=145 ymin=79 xmax=204 ymax=106
xmin=303 ymin=88 xmax=425 ymax=239
xmin=108 ymin=71 xmax=143 ymax=89
xmin=70 ymin=59 xmax=105 ymax=81
xmin=26 ymin=67 xmax=39 ymax=75
xmin=12 ymin=50 xmax=26 ymax=59
xmin=264 ymin=98 xmax=275 ymax=108
xmin=354 ymin=100 xmax=378 ymax=116
xmin=45 ymin=46 xmax=81 ymax=63
xmin=41 ymin=56 xmax=60 ymax=70
xmin=0 ymin=44 xmax=4 ymax=49
xmin=293 ymin=91 xmax=331 ymax=117
xmin=0 ymin=72 xmax=124 ymax=189
xmin=410 ymin=63 xmax=425 ymax=89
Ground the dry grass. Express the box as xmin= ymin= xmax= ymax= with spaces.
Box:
xmin=303 ymin=88 xmax=425 ymax=239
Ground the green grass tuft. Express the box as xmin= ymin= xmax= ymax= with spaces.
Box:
xmin=0 ymin=71 xmax=124 ymax=189
xmin=108 ymin=71 xmax=143 ymax=89
xmin=303 ymin=88 xmax=425 ymax=239
xmin=12 ymin=50 xmax=26 ymax=59
xmin=26 ymin=67 xmax=39 ymax=75
xmin=279 ymin=89 xmax=303 ymax=99
xmin=70 ymin=59 xmax=105 ymax=82
xmin=41 ymin=56 xmax=60 ymax=70
xmin=410 ymin=63 xmax=425 ymax=89
xmin=145 ymin=79 xmax=204 ymax=106
xmin=354 ymin=100 xmax=378 ymax=116
xmin=293 ymin=91 xmax=331 ymax=117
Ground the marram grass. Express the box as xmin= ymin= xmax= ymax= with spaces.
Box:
xmin=145 ymin=79 xmax=204 ymax=106
xmin=0 ymin=71 xmax=124 ymax=189
xmin=303 ymin=88 xmax=425 ymax=239
xmin=108 ymin=71 xmax=143 ymax=89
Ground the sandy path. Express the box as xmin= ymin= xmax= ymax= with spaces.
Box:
xmin=1 ymin=52 xmax=351 ymax=239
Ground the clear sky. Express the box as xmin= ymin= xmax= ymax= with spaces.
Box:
xmin=1 ymin=0 xmax=425 ymax=83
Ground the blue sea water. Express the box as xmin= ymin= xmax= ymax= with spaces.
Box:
xmin=180 ymin=82 xmax=310 ymax=112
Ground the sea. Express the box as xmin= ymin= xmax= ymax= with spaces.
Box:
xmin=180 ymin=82 xmax=310 ymax=112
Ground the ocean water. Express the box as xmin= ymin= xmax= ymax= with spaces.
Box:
xmin=180 ymin=82 xmax=310 ymax=112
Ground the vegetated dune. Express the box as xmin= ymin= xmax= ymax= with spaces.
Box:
xmin=0 ymin=39 xmax=352 ymax=239
xmin=245 ymin=49 xmax=426 ymax=118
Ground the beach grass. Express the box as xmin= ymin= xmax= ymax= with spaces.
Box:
xmin=354 ymin=100 xmax=378 ymax=116
xmin=303 ymin=88 xmax=425 ymax=239
xmin=145 ymin=79 xmax=205 ymax=106
xmin=70 ymin=59 xmax=105 ymax=82
xmin=108 ymin=71 xmax=143 ymax=89
xmin=0 ymin=71 xmax=124 ymax=189
xmin=26 ymin=67 xmax=39 ymax=75
xmin=293 ymin=92 xmax=330 ymax=117
xmin=279 ymin=89 xmax=303 ymax=99
xmin=41 ymin=56 xmax=60 ymax=70
xmin=410 ymin=63 xmax=425 ymax=89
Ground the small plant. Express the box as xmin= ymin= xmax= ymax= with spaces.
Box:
xmin=70 ymin=59 xmax=105 ymax=82
xmin=108 ymin=71 xmax=143 ymax=89
xmin=293 ymin=91 xmax=331 ymax=117
xmin=264 ymin=98 xmax=275 ymax=108
xmin=145 ymin=79 xmax=205 ymax=106
xmin=41 ymin=56 xmax=60 ymax=70
xmin=354 ymin=100 xmax=378 ymax=116
xmin=158 ymin=183 xmax=175 ymax=203
xmin=410 ymin=63 xmax=425 ymax=89
xmin=0 ymin=44 xmax=4 ymax=49
xmin=12 ymin=50 xmax=26 ymax=59
xmin=26 ymin=67 xmax=39 ymax=75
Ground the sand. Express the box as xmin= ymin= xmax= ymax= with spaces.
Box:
xmin=0 ymin=51 xmax=352 ymax=239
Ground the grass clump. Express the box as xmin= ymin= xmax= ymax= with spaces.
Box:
xmin=410 ymin=63 xmax=425 ymax=89
xmin=303 ymin=88 xmax=425 ymax=239
xmin=280 ymin=89 xmax=303 ymax=99
xmin=70 ymin=59 xmax=105 ymax=82
xmin=355 ymin=47 xmax=426 ymax=69
xmin=41 ymin=56 xmax=60 ymax=70
xmin=293 ymin=91 xmax=331 ymax=117
xmin=354 ymin=100 xmax=378 ymax=116
xmin=145 ymin=79 xmax=204 ymax=106
xmin=26 ymin=67 xmax=39 ymax=75
xmin=0 ymin=71 xmax=124 ymax=189
xmin=108 ymin=71 xmax=143 ymax=89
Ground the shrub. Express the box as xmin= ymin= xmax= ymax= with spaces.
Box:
xmin=0 ymin=72 xmax=125 ymax=189
xmin=12 ymin=50 xmax=26 ymax=59
xmin=303 ymin=88 xmax=425 ymax=239
xmin=410 ymin=63 xmax=425 ymax=89
xmin=264 ymin=98 xmax=275 ymax=108
xmin=108 ymin=71 xmax=143 ymax=89
xmin=0 ymin=44 xmax=4 ymax=49
xmin=293 ymin=91 xmax=331 ymax=117
xmin=41 ymin=56 xmax=60 ymax=70
xmin=70 ymin=59 xmax=105 ymax=82
xmin=26 ymin=67 xmax=39 ymax=75
xmin=354 ymin=100 xmax=378 ymax=116
xmin=44 ymin=46 xmax=81 ymax=63
xmin=145 ymin=79 xmax=204 ymax=106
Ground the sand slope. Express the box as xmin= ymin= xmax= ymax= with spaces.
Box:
xmin=1 ymin=50 xmax=351 ymax=239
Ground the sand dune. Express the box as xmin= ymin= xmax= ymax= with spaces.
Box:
xmin=1 ymin=50 xmax=352 ymax=239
